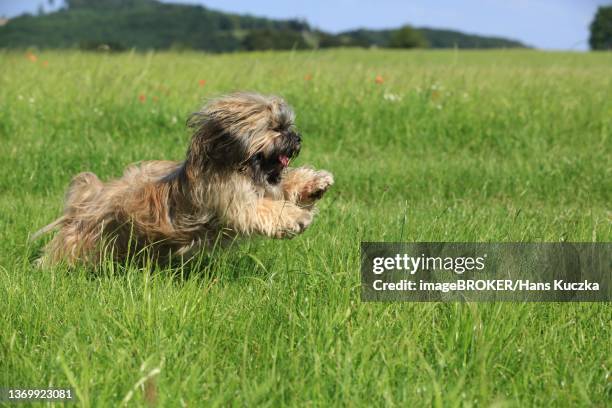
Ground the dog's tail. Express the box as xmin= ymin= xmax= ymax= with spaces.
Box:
xmin=30 ymin=216 xmax=65 ymax=242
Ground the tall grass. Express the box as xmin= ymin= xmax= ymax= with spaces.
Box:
xmin=0 ymin=49 xmax=610 ymax=406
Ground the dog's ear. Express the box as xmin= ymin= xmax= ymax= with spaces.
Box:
xmin=186 ymin=111 xmax=248 ymax=171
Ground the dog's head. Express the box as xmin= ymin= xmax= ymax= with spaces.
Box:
xmin=186 ymin=92 xmax=302 ymax=185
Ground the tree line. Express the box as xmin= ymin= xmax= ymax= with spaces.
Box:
xmin=0 ymin=0 xmax=531 ymax=51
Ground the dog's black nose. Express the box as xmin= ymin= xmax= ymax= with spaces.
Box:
xmin=292 ymin=133 xmax=302 ymax=152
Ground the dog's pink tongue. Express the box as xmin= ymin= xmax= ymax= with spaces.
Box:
xmin=279 ymin=155 xmax=290 ymax=167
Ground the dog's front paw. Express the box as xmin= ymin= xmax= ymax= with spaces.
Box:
xmin=276 ymin=208 xmax=313 ymax=239
xmin=300 ymin=170 xmax=334 ymax=202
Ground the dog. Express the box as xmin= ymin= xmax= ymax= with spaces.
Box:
xmin=33 ymin=92 xmax=334 ymax=266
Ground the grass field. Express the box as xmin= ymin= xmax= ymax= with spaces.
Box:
xmin=0 ymin=49 xmax=611 ymax=406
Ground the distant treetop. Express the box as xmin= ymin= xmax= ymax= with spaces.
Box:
xmin=389 ymin=25 xmax=428 ymax=49
xmin=589 ymin=6 xmax=612 ymax=50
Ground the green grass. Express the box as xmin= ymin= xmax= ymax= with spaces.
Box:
xmin=1 ymin=49 xmax=611 ymax=406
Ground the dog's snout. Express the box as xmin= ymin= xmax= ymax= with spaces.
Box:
xmin=293 ymin=133 xmax=301 ymax=153
xmin=285 ymin=130 xmax=299 ymax=144
xmin=286 ymin=131 xmax=301 ymax=143
xmin=291 ymin=132 xmax=302 ymax=151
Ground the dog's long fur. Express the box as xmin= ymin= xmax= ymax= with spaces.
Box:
xmin=34 ymin=92 xmax=333 ymax=266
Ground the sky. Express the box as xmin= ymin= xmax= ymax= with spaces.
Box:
xmin=0 ymin=0 xmax=609 ymax=50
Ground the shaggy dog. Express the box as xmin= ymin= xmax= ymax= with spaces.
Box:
xmin=34 ymin=92 xmax=334 ymax=266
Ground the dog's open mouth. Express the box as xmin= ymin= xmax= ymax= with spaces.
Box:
xmin=278 ymin=155 xmax=290 ymax=168
xmin=262 ymin=152 xmax=294 ymax=184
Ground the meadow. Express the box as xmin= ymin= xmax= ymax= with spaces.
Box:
xmin=0 ymin=49 xmax=611 ymax=406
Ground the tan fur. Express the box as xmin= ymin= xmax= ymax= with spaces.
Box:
xmin=34 ymin=93 xmax=334 ymax=267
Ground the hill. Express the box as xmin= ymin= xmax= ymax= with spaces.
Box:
xmin=334 ymin=28 xmax=526 ymax=49
xmin=0 ymin=0 xmax=527 ymax=51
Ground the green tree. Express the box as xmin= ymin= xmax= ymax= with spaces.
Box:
xmin=389 ymin=25 xmax=428 ymax=49
xmin=589 ymin=6 xmax=612 ymax=50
